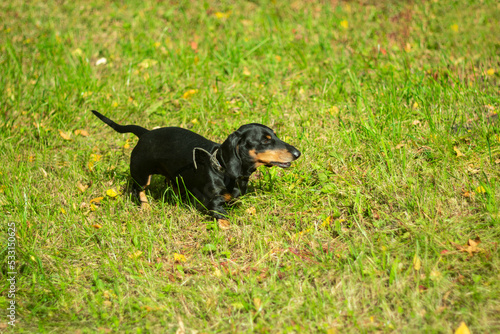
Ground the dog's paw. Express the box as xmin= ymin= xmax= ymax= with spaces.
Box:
xmin=217 ymin=219 xmax=231 ymax=230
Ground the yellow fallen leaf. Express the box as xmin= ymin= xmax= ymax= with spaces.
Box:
xmin=174 ymin=253 xmax=187 ymax=263
xmin=253 ymin=298 xmax=262 ymax=310
xmin=486 ymin=68 xmax=495 ymax=76
xmin=321 ymin=216 xmax=333 ymax=228
xmin=413 ymin=255 xmax=421 ymax=271
xmin=124 ymin=142 xmax=130 ymax=149
xmin=275 ymin=55 xmax=282 ymax=62
xmin=412 ymin=102 xmax=419 ymax=109
xmin=182 ymin=89 xmax=198 ymax=99
xmin=214 ymin=11 xmax=231 ymax=19
xmin=340 ymin=20 xmax=348 ymax=29
xmin=454 ymin=322 xmax=470 ymax=334
xmin=245 ymin=207 xmax=256 ymax=215
xmin=453 ymin=146 xmax=464 ymax=157
xmin=88 ymin=161 xmax=94 ymax=171
xmin=243 ymin=67 xmax=251 ymax=76
xmin=90 ymin=203 xmax=97 ymax=211
xmin=60 ymin=208 xmax=66 ymax=214
xmin=451 ymin=24 xmax=459 ymax=32
xmin=74 ymin=129 xmax=89 ymax=137
xmin=476 ymin=186 xmax=486 ymax=193
xmin=106 ymin=188 xmax=119 ymax=198
xmin=129 ymin=251 xmax=143 ymax=259
xmin=90 ymin=197 xmax=103 ymax=204
xmin=92 ymin=223 xmax=102 ymax=229
xmin=328 ymin=106 xmax=339 ymax=115
xmin=59 ymin=130 xmax=72 ymax=140
xmin=90 ymin=154 xmax=102 ymax=162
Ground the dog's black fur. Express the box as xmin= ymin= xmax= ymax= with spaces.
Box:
xmin=91 ymin=110 xmax=301 ymax=220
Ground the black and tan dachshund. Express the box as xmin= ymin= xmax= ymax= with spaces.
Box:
xmin=91 ymin=110 xmax=301 ymax=221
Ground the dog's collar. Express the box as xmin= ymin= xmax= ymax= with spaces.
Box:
xmin=193 ymin=147 xmax=225 ymax=174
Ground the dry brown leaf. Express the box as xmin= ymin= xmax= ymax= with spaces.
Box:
xmin=218 ymin=219 xmax=231 ymax=230
xmin=467 ymin=165 xmax=480 ymax=174
xmin=461 ymin=190 xmax=473 ymax=198
xmin=452 ymin=237 xmax=482 ymax=256
xmin=416 ymin=146 xmax=432 ymax=154
xmin=395 ymin=142 xmax=405 ymax=149
xmin=412 ymin=119 xmax=421 ymax=126
xmin=59 ymin=130 xmax=72 ymax=140
xmin=76 ymin=182 xmax=88 ymax=193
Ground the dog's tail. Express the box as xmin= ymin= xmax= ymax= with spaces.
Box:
xmin=91 ymin=110 xmax=149 ymax=137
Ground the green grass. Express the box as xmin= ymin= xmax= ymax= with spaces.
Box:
xmin=1 ymin=0 xmax=500 ymax=332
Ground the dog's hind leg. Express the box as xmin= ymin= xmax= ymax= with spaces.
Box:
xmin=131 ymin=169 xmax=152 ymax=210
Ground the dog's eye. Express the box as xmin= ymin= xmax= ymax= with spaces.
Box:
xmin=261 ymin=137 xmax=272 ymax=144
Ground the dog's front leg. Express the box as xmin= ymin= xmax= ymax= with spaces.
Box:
xmin=206 ymin=196 xmax=229 ymax=221
xmin=232 ymin=177 xmax=249 ymax=198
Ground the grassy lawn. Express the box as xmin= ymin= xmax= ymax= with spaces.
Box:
xmin=1 ymin=0 xmax=500 ymax=332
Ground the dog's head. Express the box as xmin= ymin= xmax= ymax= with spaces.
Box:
xmin=219 ymin=123 xmax=301 ymax=179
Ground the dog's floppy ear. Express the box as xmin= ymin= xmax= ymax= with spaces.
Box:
xmin=219 ymin=130 xmax=242 ymax=179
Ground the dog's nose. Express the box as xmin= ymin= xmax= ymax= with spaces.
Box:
xmin=292 ymin=148 xmax=301 ymax=160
